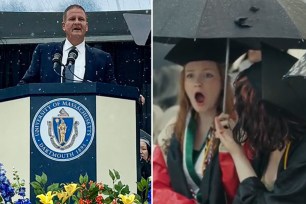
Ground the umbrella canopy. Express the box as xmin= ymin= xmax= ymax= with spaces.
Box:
xmin=164 ymin=38 xmax=248 ymax=65
xmin=153 ymin=0 xmax=306 ymax=48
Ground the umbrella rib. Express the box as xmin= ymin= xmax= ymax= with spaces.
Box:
xmin=222 ymin=39 xmax=230 ymax=113
xmin=194 ymin=0 xmax=209 ymax=39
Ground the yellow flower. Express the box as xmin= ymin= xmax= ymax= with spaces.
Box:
xmin=57 ymin=191 xmax=69 ymax=203
xmin=118 ymin=194 xmax=136 ymax=204
xmin=36 ymin=191 xmax=56 ymax=204
xmin=64 ymin=183 xmax=78 ymax=196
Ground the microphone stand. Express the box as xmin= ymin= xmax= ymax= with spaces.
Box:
xmin=62 ymin=65 xmax=67 ymax=83
xmin=53 ymin=62 xmax=92 ymax=83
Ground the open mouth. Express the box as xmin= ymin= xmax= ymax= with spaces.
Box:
xmin=72 ymin=28 xmax=82 ymax=31
xmin=195 ymin=92 xmax=205 ymax=103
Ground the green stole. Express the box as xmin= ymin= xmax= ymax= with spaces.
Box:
xmin=182 ymin=111 xmax=209 ymax=195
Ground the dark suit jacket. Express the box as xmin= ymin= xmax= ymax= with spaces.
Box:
xmin=19 ymin=41 xmax=116 ymax=84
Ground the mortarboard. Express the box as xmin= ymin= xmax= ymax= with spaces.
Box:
xmin=236 ymin=61 xmax=262 ymax=94
xmin=140 ymin=129 xmax=151 ymax=147
xmin=261 ymin=43 xmax=306 ymax=121
xmin=242 ymin=43 xmax=306 ymax=121
xmin=165 ymin=38 xmax=248 ymax=66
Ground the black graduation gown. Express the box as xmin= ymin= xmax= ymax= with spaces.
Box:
xmin=139 ymin=160 xmax=151 ymax=180
xmin=167 ymin=136 xmax=227 ymax=204
xmin=234 ymin=136 xmax=306 ymax=204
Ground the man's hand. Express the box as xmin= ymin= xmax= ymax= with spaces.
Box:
xmin=139 ymin=94 xmax=145 ymax=105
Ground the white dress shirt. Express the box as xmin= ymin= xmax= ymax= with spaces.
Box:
xmin=61 ymin=39 xmax=86 ymax=83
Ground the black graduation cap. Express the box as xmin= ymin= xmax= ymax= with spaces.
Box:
xmin=123 ymin=13 xmax=151 ymax=46
xmin=140 ymin=129 xmax=151 ymax=147
xmin=237 ymin=62 xmax=262 ymax=94
xmin=262 ymin=44 xmax=306 ymax=121
xmin=165 ymin=38 xmax=248 ymax=66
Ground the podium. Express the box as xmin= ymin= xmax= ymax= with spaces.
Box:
xmin=0 ymin=83 xmax=140 ymax=201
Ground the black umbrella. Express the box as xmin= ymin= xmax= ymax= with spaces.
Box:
xmin=153 ymin=0 xmax=306 ymax=49
xmin=153 ymin=0 xmax=306 ymax=112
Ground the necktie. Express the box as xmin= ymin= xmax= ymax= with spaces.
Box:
xmin=64 ymin=47 xmax=77 ymax=83
xmin=64 ymin=64 xmax=75 ymax=83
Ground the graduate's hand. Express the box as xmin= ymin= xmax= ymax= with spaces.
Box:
xmin=215 ymin=113 xmax=242 ymax=156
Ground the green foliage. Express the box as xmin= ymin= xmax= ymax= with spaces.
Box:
xmin=30 ymin=172 xmax=61 ymax=197
xmin=136 ymin=177 xmax=151 ymax=204
xmin=101 ymin=169 xmax=131 ymax=204
xmin=31 ymin=170 xmax=149 ymax=204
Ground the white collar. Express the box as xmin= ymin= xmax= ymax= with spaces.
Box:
xmin=63 ymin=39 xmax=85 ymax=54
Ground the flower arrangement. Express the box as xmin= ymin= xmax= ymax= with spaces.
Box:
xmin=0 ymin=164 xmax=150 ymax=204
xmin=0 ymin=163 xmax=31 ymax=204
xmin=31 ymin=170 xmax=151 ymax=204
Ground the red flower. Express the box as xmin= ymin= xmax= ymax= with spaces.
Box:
xmin=96 ymin=182 xmax=104 ymax=190
xmin=96 ymin=195 xmax=103 ymax=204
xmin=79 ymin=198 xmax=92 ymax=204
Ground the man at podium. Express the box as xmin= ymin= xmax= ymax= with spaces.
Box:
xmin=18 ymin=4 xmax=116 ymax=84
xmin=17 ymin=4 xmax=145 ymax=105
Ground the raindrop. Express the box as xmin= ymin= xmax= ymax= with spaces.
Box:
xmin=56 ymin=20 xmax=59 ymax=24
xmin=31 ymin=32 xmax=35 ymax=37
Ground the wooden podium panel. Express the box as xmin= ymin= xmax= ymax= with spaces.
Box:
xmin=96 ymin=96 xmax=136 ymax=190
xmin=0 ymin=98 xmax=31 ymax=194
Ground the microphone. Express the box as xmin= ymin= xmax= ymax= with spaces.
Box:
xmin=66 ymin=48 xmax=78 ymax=66
xmin=58 ymin=47 xmax=91 ymax=83
xmin=52 ymin=53 xmax=63 ymax=78
xmin=52 ymin=53 xmax=62 ymax=70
